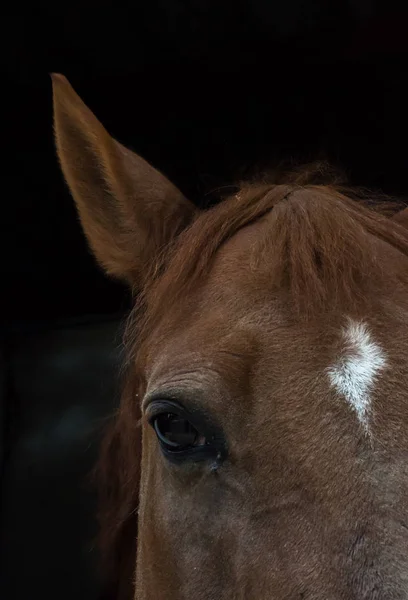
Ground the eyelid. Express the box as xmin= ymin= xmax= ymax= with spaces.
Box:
xmin=142 ymin=380 xmax=221 ymax=415
xmin=143 ymin=388 xmax=192 ymax=415
xmin=145 ymin=398 xmax=189 ymax=423
xmin=145 ymin=398 xmax=212 ymax=439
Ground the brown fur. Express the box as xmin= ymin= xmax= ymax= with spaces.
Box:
xmin=52 ymin=75 xmax=408 ymax=600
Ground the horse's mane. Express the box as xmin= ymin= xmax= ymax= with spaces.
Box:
xmin=95 ymin=162 xmax=408 ymax=599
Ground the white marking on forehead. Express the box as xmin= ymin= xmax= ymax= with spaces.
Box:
xmin=327 ymin=319 xmax=387 ymax=433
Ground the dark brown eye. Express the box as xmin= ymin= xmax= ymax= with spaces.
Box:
xmin=153 ymin=413 xmax=199 ymax=450
xmin=147 ymin=399 xmax=227 ymax=465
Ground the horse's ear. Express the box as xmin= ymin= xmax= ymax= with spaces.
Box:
xmin=51 ymin=74 xmax=197 ymax=287
xmin=391 ymin=206 xmax=408 ymax=229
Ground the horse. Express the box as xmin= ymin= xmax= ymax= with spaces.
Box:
xmin=51 ymin=74 xmax=408 ymax=600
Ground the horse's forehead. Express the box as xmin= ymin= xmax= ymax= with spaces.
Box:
xmin=191 ymin=220 xmax=273 ymax=311
xmin=211 ymin=218 xmax=266 ymax=275
xmin=327 ymin=319 xmax=388 ymax=435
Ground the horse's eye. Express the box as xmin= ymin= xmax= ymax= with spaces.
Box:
xmin=153 ymin=413 xmax=200 ymax=450
xmin=147 ymin=399 xmax=227 ymax=465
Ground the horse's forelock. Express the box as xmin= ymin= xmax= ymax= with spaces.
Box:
xmin=136 ymin=164 xmax=408 ymax=335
